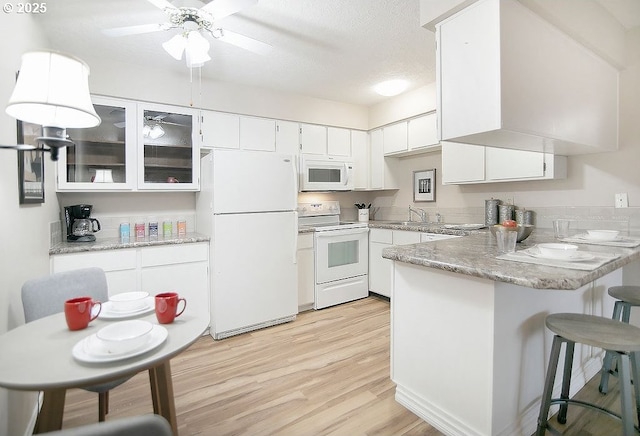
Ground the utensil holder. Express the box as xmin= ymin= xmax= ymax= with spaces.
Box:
xmin=358 ymin=209 xmax=369 ymax=222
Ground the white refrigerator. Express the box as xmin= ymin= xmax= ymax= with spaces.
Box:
xmin=196 ymin=149 xmax=298 ymax=339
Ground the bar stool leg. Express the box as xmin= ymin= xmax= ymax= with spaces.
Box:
xmin=558 ymin=340 xmax=575 ymax=424
xmin=631 ymin=352 xmax=640 ymax=427
xmin=617 ymin=353 xmax=635 ymax=436
xmin=600 ymin=301 xmax=626 ymax=394
xmin=537 ymin=335 xmax=564 ymax=436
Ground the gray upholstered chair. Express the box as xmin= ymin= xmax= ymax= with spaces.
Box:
xmin=21 ymin=267 xmax=131 ymax=422
xmin=39 ymin=414 xmax=172 ymax=436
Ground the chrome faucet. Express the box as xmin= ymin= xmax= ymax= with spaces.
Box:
xmin=408 ymin=205 xmax=428 ymax=222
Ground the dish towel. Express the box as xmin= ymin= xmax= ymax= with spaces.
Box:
xmin=497 ymin=248 xmax=620 ymax=271
xmin=560 ymin=234 xmax=640 ymax=248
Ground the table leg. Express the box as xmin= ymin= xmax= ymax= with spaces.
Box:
xmin=148 ymin=361 xmax=178 ymax=435
xmin=34 ymin=388 xmax=66 ymax=434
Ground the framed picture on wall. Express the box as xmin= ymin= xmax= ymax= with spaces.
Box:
xmin=17 ymin=120 xmax=45 ymax=204
xmin=413 ymin=169 xmax=436 ymax=202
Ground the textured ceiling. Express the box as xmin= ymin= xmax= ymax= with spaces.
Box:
xmin=34 ymin=0 xmax=435 ymax=106
xmin=31 ymin=0 xmax=637 ymax=107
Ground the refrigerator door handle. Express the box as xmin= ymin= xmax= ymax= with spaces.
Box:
xmin=291 ymin=156 xmax=299 ymax=201
xmin=293 ymin=211 xmax=298 ymax=264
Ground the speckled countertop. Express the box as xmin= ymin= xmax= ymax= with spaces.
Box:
xmin=49 ymin=233 xmax=210 ymax=255
xmin=367 ymin=221 xmax=478 ymax=236
xmin=382 ymin=229 xmax=640 ymax=290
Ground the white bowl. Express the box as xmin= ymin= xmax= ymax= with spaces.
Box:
xmin=96 ymin=320 xmax=153 ymax=354
xmin=109 ymin=291 xmax=149 ymax=312
xmin=537 ymin=243 xmax=579 ymax=259
xmin=587 ymin=230 xmax=619 ymax=241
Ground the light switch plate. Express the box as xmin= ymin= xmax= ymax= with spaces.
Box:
xmin=615 ymin=193 xmax=629 ymax=208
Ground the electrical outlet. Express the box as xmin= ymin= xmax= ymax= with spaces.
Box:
xmin=615 ymin=193 xmax=629 ymax=208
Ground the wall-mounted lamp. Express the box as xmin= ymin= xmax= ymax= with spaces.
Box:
xmin=1 ymin=51 xmax=101 ymax=160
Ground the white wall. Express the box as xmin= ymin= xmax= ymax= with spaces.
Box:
xmin=82 ymin=56 xmax=369 ymax=130
xmin=0 ymin=13 xmax=57 ymax=436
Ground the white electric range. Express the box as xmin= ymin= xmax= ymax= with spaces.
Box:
xmin=298 ymin=201 xmax=369 ymax=309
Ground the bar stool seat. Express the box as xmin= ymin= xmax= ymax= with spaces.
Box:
xmin=600 ymin=285 xmax=640 ymax=394
xmin=536 ymin=313 xmax=640 ymax=436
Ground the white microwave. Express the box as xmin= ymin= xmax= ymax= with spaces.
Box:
xmin=300 ymin=155 xmax=354 ymax=191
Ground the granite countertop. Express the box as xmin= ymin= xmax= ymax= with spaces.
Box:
xmin=49 ymin=232 xmax=210 ymax=255
xmin=367 ymin=221 xmax=478 ymax=236
xmin=382 ymin=229 xmax=640 ymax=290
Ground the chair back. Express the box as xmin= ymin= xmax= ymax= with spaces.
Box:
xmin=22 ymin=267 xmax=108 ymax=323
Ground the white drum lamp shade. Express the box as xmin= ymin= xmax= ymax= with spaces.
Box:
xmin=5 ymin=51 xmax=101 ymax=128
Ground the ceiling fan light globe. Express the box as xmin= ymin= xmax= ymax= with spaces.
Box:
xmin=185 ymin=31 xmax=211 ymax=67
xmin=6 ymin=51 xmax=100 ymax=128
xmin=162 ymin=34 xmax=187 ymax=60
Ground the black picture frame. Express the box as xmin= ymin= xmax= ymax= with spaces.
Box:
xmin=17 ymin=120 xmax=45 ymax=204
xmin=413 ymin=168 xmax=436 ymax=202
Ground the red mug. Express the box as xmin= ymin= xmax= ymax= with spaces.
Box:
xmin=64 ymin=297 xmax=102 ymax=331
xmin=155 ymin=292 xmax=186 ymax=324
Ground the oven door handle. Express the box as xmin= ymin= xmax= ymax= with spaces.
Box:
xmin=315 ymin=228 xmax=369 ymax=238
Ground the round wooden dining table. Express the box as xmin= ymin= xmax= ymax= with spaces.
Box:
xmin=0 ymin=311 xmax=208 ymax=434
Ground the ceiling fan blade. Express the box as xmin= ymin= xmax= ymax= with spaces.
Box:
xmin=216 ymin=28 xmax=272 ymax=55
xmin=103 ymin=23 xmax=172 ymax=37
xmin=201 ymin=0 xmax=258 ymax=20
xmin=146 ymin=0 xmax=177 ymax=11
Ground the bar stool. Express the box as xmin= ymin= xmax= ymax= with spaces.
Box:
xmin=600 ymin=285 xmax=640 ymax=394
xmin=536 ymin=313 xmax=640 ymax=436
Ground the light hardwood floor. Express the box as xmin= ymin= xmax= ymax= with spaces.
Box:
xmin=63 ymin=296 xmax=438 ymax=435
xmin=62 ymin=296 xmax=628 ymax=435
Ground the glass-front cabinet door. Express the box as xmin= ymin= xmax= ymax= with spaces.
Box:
xmin=137 ymin=103 xmax=199 ymax=190
xmin=57 ymin=96 xmax=137 ymax=191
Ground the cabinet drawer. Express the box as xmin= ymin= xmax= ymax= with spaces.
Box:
xmin=141 ymin=243 xmax=208 ymax=267
xmin=298 ymin=233 xmax=314 ymax=250
xmin=370 ymin=228 xmax=393 ymax=244
xmin=51 ymin=249 xmax=137 ymax=272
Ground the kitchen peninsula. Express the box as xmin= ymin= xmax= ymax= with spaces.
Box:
xmin=382 ymin=231 xmax=640 ymax=436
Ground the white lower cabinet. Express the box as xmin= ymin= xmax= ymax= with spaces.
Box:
xmin=297 ymin=233 xmax=315 ymax=311
xmin=50 ymin=242 xmax=210 ymax=324
xmin=369 ymin=229 xmax=460 ymax=298
xmin=369 ymin=230 xmax=420 ymax=298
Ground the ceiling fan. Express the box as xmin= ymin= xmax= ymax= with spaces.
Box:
xmin=103 ymin=0 xmax=272 ymax=67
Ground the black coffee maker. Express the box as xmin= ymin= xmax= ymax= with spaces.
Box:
xmin=64 ymin=204 xmax=101 ymax=242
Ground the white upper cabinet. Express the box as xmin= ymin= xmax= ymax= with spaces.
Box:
xmin=407 ymin=112 xmax=439 ymax=152
xmin=300 ymin=124 xmax=327 ymax=155
xmin=300 ymin=124 xmax=353 ymax=157
xmin=58 ymin=96 xmax=199 ymax=192
xmin=137 ymin=103 xmax=199 ymax=191
xmin=370 ymin=129 xmax=397 ymax=190
xmin=441 ymin=142 xmax=485 ymax=184
xmin=436 ymin=0 xmax=618 ymax=155
xmin=382 ymin=113 xmax=441 ymax=157
xmin=58 ymin=96 xmax=137 ymax=191
xmin=441 ymin=141 xmax=567 ymax=185
xmin=327 ymin=127 xmax=351 ymax=157
xmin=200 ymin=111 xmax=240 ymax=149
xmin=382 ymin=122 xmax=408 ymax=155
xmin=240 ymin=116 xmax=276 ymax=152
xmin=275 ymin=120 xmax=300 ymax=157
xmin=351 ymin=130 xmax=368 ymax=190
